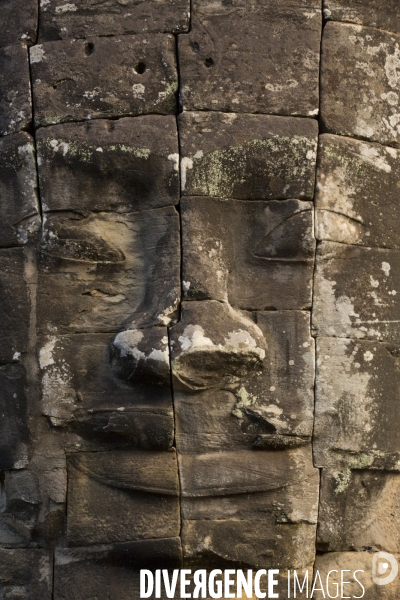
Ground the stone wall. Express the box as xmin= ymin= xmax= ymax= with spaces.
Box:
xmin=0 ymin=0 xmax=399 ymax=598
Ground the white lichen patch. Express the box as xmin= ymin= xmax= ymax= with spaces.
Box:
xmin=39 ymin=337 xmax=58 ymax=369
xmin=168 ymin=153 xmax=179 ymax=172
xmin=113 ymin=329 xmax=144 ymax=359
xmin=382 ymin=262 xmax=391 ymax=276
xmin=55 ymin=3 xmax=78 ymax=13
xmin=132 ymin=83 xmax=145 ymax=98
xmin=178 ymin=325 xmax=214 ymax=351
xmin=50 ymin=139 xmax=69 ymax=155
xmin=180 ymin=157 xmax=193 ymax=191
xmin=30 ymin=45 xmax=45 ymax=64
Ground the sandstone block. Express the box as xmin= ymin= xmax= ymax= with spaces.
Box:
xmin=111 ymin=327 xmax=171 ymax=387
xmin=0 ymin=248 xmax=30 ymax=363
xmin=37 ymin=208 xmax=180 ymax=334
xmin=39 ymin=0 xmax=189 ymax=40
xmin=314 ymin=337 xmax=400 ymax=469
xmin=55 ymin=546 xmax=181 ymax=600
xmin=39 ymin=333 xmax=174 ymax=450
xmin=170 ymin=300 xmax=267 ymax=391
xmin=316 ymin=134 xmax=400 ymax=249
xmin=313 ymin=242 xmax=400 ymax=343
xmin=67 ymin=450 xmax=180 ymax=546
xmin=318 ymin=469 xmax=400 ymax=553
xmin=0 ymin=44 xmax=31 ymax=137
xmin=179 ymin=0 xmax=321 ymax=115
xmin=0 ymin=132 xmax=40 ymax=247
xmin=313 ymin=553 xmax=400 ymax=599
xmin=321 ymin=23 xmax=400 ymax=146
xmin=0 ymin=549 xmax=52 ymax=599
xmin=175 ymin=312 xmax=314 ymax=453
xmin=30 ymin=35 xmax=177 ymax=126
xmin=182 ymin=198 xmax=315 ymax=310
xmin=179 ymin=446 xmax=318 ymax=568
xmin=179 ymin=112 xmax=318 ymax=200
xmin=324 ymin=0 xmax=400 ymax=34
xmin=0 ymin=363 xmax=29 ymax=471
xmin=36 ymin=117 xmax=179 ymax=212
xmin=0 ymin=0 xmax=38 ymax=47
xmin=182 ymin=520 xmax=316 ymax=570
xmin=0 ymin=453 xmax=67 ymax=547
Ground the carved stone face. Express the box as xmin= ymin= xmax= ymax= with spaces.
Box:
xmin=2 ymin=0 xmax=400 ymax=597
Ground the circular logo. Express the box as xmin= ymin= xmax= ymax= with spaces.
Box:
xmin=372 ymin=552 xmax=398 ymax=586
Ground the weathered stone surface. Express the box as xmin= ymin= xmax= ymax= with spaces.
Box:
xmin=182 ymin=198 xmax=315 ymax=310
xmin=0 ymin=363 xmax=29 ymax=471
xmin=0 ymin=0 xmax=38 ymax=47
xmin=316 ymin=134 xmax=400 ymax=249
xmin=313 ymin=242 xmax=400 ymax=343
xmin=318 ymin=469 xmax=400 ymax=553
xmin=111 ymin=327 xmax=170 ymax=387
xmin=179 ymin=444 xmax=318 ymax=568
xmin=170 ymin=300 xmax=267 ymax=391
xmin=0 ymin=549 xmax=52 ymax=599
xmin=324 ymin=0 xmax=400 ymax=34
xmin=37 ymin=208 xmax=180 ymax=334
xmin=182 ymin=520 xmax=317 ymax=569
xmin=179 ymin=0 xmax=321 ymax=115
xmin=0 ymin=453 xmax=66 ymax=547
xmin=313 ymin=553 xmax=400 ymax=599
xmin=235 ymin=311 xmax=315 ymax=441
xmin=67 ymin=450 xmax=180 ymax=545
xmin=0 ymin=44 xmax=31 ymax=137
xmin=55 ymin=554 xmax=180 ymax=600
xmin=179 ymin=112 xmax=318 ymax=199
xmin=321 ymin=23 xmax=400 ymax=146
xmin=0 ymin=249 xmax=30 ymax=363
xmin=175 ymin=311 xmax=315 ymax=453
xmin=39 ymin=0 xmax=189 ymax=41
xmin=36 ymin=117 xmax=179 ymax=212
xmin=38 ymin=333 xmax=174 ymax=450
xmin=30 ymin=35 xmax=177 ymax=126
xmin=314 ymin=337 xmax=400 ymax=469
xmin=0 ymin=132 xmax=40 ymax=247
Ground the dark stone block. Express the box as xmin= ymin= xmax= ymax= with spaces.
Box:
xmin=0 ymin=248 xmax=30 ymax=363
xmin=0 ymin=44 xmax=31 ymax=137
xmin=179 ymin=112 xmax=318 ymax=200
xmin=316 ymin=134 xmax=400 ymax=249
xmin=38 ymin=333 xmax=174 ymax=450
xmin=0 ymin=132 xmax=40 ymax=247
xmin=0 ymin=549 xmax=52 ymax=599
xmin=67 ymin=450 xmax=180 ymax=546
xmin=314 ymin=336 xmax=400 ymax=469
xmin=321 ymin=22 xmax=400 ymax=146
xmin=39 ymin=0 xmax=190 ymax=41
xmin=36 ymin=117 xmax=180 ymax=212
xmin=30 ymin=35 xmax=177 ymax=125
xmin=37 ymin=208 xmax=180 ymax=334
xmin=313 ymin=242 xmax=400 ymax=343
xmin=318 ymin=469 xmax=400 ymax=552
xmin=0 ymin=0 xmax=38 ymax=48
xmin=181 ymin=198 xmax=315 ymax=310
xmin=179 ymin=0 xmax=321 ymax=115
xmin=0 ymin=363 xmax=29 ymax=471
xmin=324 ymin=0 xmax=400 ymax=34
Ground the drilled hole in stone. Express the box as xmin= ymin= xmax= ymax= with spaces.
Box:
xmin=192 ymin=41 xmax=200 ymax=53
xmin=204 ymin=57 xmax=214 ymax=68
xmin=135 ymin=62 xmax=146 ymax=74
xmin=85 ymin=42 xmax=94 ymax=55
